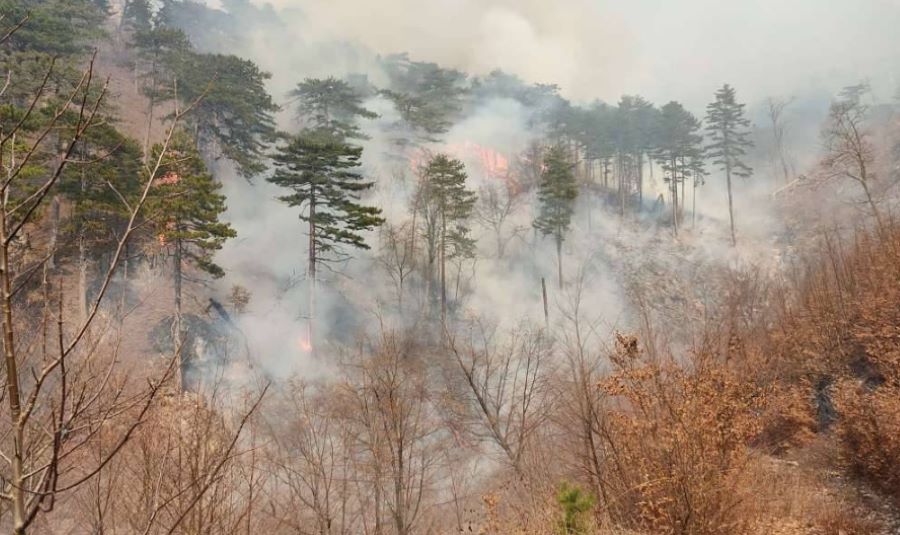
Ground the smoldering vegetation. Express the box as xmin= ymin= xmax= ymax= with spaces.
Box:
xmin=1 ymin=0 xmax=900 ymax=533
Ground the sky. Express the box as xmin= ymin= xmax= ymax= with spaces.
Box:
xmin=211 ymin=0 xmax=900 ymax=109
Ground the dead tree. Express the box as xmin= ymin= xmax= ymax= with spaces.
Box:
xmin=445 ymin=320 xmax=552 ymax=475
xmin=821 ymin=85 xmax=886 ymax=236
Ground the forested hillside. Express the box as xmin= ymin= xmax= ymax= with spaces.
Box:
xmin=1 ymin=0 xmax=899 ymax=533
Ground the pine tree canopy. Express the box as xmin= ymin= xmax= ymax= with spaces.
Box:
xmin=421 ymin=153 xmax=477 ymax=258
xmin=169 ymin=52 xmax=279 ymax=178
xmin=147 ymin=130 xmax=236 ymax=278
xmin=60 ymin=123 xmax=144 ymax=251
xmin=705 ymin=84 xmax=753 ymax=178
xmin=380 ymin=54 xmax=468 ymax=139
xmin=0 ymin=0 xmax=107 ymax=57
xmin=122 ymin=0 xmax=154 ymax=33
xmin=269 ymin=132 xmax=384 ymax=260
xmin=289 ymin=77 xmax=377 ymax=141
xmin=533 ymin=145 xmax=578 ymax=244
xmin=654 ymin=101 xmax=704 ymax=183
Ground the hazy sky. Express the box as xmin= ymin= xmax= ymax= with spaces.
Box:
xmin=218 ymin=0 xmax=900 ymax=108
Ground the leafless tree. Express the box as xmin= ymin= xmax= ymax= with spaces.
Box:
xmin=338 ymin=329 xmax=446 ymax=535
xmin=766 ymin=97 xmax=794 ymax=187
xmin=445 ymin=320 xmax=552 ymax=474
xmin=821 ymin=84 xmax=886 ymax=236
xmin=377 ymin=222 xmax=418 ymax=312
xmin=265 ymin=380 xmax=358 ymax=535
xmin=475 ymin=182 xmax=525 ymax=259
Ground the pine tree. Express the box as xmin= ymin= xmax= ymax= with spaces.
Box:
xmin=420 ymin=154 xmax=476 ymax=322
xmin=0 ymin=0 xmax=107 ymax=56
xmin=132 ymin=26 xmax=192 ymax=159
xmin=654 ymin=101 xmax=703 ymax=235
xmin=122 ymin=0 xmax=153 ymax=33
xmin=289 ymin=77 xmax=376 ymax=141
xmin=269 ymin=132 xmax=384 ymax=350
xmin=167 ymin=52 xmax=279 ymax=177
xmin=534 ymin=145 xmax=578 ymax=289
xmin=146 ymin=130 xmax=236 ymax=373
xmin=380 ymin=54 xmax=467 ymax=142
xmin=705 ymin=84 xmax=753 ymax=246
xmin=59 ymin=123 xmax=143 ymax=322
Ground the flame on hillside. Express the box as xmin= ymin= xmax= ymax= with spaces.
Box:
xmin=155 ymin=172 xmax=181 ymax=247
xmin=296 ymin=335 xmax=313 ymax=353
xmin=409 ymin=142 xmax=520 ymax=192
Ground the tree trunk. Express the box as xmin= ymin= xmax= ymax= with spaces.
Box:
xmin=859 ymin=178 xmax=886 ymax=239
xmin=173 ymin=237 xmax=184 ymax=390
xmin=637 ymin=151 xmax=644 ymax=210
xmin=692 ymin=178 xmax=697 ymax=229
xmin=78 ymin=232 xmax=88 ymax=325
xmin=440 ymin=213 xmax=447 ymax=325
xmin=726 ymin=164 xmax=736 ymax=247
xmin=47 ymin=195 xmax=60 ymax=269
xmin=143 ymin=57 xmax=158 ymax=165
xmin=556 ymin=236 xmax=563 ymax=289
xmin=308 ymin=199 xmax=317 ymax=356
xmin=0 ymin=199 xmax=26 ymax=534
xmin=671 ymin=158 xmax=679 ymax=237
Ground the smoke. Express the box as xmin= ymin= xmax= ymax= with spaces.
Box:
xmin=174 ymin=0 xmax=899 ymax=380
xmin=204 ymin=0 xmax=900 ymax=109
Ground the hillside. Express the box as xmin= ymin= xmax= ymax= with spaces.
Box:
xmin=0 ymin=1 xmax=899 ymax=534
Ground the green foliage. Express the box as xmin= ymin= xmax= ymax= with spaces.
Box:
xmin=705 ymin=84 xmax=753 ymax=179
xmin=269 ymin=132 xmax=384 ymax=263
xmin=122 ymin=0 xmax=155 ymax=33
xmin=146 ymin=131 xmax=236 ymax=278
xmin=654 ymin=101 xmax=704 ymax=187
xmin=59 ymin=123 xmax=144 ymax=253
xmin=168 ymin=52 xmax=278 ymax=177
xmin=156 ymin=0 xmax=242 ymax=52
xmin=380 ymin=53 xmax=468 ymax=141
xmin=533 ymin=145 xmax=578 ymax=246
xmin=0 ymin=0 xmax=106 ymax=56
xmin=556 ymin=481 xmax=595 ymax=534
xmin=579 ymin=102 xmax=618 ymax=169
xmin=608 ymin=95 xmax=660 ymax=167
xmin=131 ymin=26 xmax=192 ymax=104
xmin=289 ymin=77 xmax=377 ymax=141
xmin=130 ymin=17 xmax=277 ymax=178
xmin=420 ymin=154 xmax=477 ymax=260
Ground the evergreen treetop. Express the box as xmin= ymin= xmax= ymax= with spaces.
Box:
xmin=269 ymin=132 xmax=384 ymax=261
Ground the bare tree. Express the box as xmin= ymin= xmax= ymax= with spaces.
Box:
xmin=821 ymin=84 xmax=886 ymax=236
xmin=766 ymin=97 xmax=794 ymax=187
xmin=445 ymin=320 xmax=552 ymax=474
xmin=339 ymin=329 xmax=445 ymax=535
xmin=266 ymin=381 xmax=358 ymax=535
xmin=475 ymin=182 xmax=525 ymax=259
xmin=377 ymin=222 xmax=418 ymax=312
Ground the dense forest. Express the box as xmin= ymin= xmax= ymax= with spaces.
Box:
xmin=0 ymin=0 xmax=899 ymax=533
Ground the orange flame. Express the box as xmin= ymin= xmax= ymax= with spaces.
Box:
xmin=409 ymin=143 xmax=520 ymax=193
xmin=296 ymin=336 xmax=313 ymax=353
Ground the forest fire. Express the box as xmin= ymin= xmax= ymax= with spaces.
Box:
xmin=156 ymin=172 xmax=180 ymax=246
xmin=296 ymin=335 xmax=313 ymax=353
xmin=409 ymin=142 xmax=519 ymax=191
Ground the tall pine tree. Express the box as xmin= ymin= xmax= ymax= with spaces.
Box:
xmin=269 ymin=133 xmax=383 ymax=351
xmin=705 ymin=84 xmax=753 ymax=246
xmin=418 ymin=154 xmax=476 ymax=322
xmin=59 ymin=123 xmax=143 ymax=322
xmin=289 ymin=77 xmax=376 ymax=141
xmin=654 ymin=101 xmax=703 ymax=235
xmin=533 ymin=145 xmax=578 ymax=289
xmin=146 ymin=130 xmax=236 ymax=374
